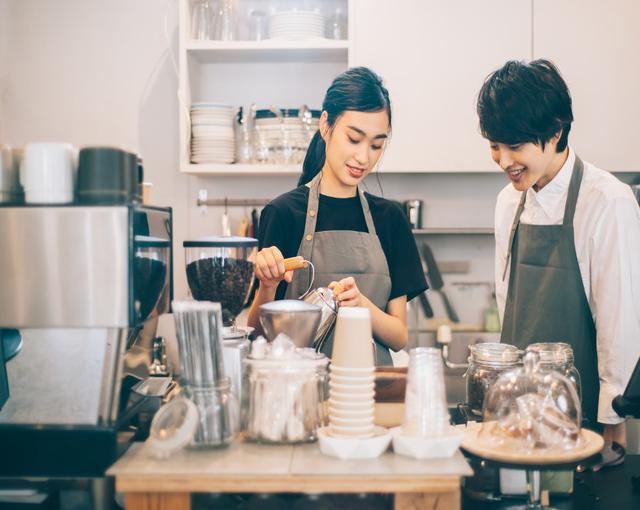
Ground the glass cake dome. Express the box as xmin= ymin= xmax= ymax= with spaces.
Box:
xmin=480 ymin=351 xmax=582 ymax=453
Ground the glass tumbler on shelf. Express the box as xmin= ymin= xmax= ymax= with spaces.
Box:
xmin=326 ymin=7 xmax=347 ymax=40
xmin=216 ymin=0 xmax=237 ymax=41
xmin=191 ymin=0 xmax=216 ymax=40
xmin=248 ymin=10 xmax=268 ymax=41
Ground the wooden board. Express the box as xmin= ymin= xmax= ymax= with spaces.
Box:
xmin=460 ymin=422 xmax=604 ymax=466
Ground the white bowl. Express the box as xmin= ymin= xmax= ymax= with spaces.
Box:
xmin=318 ymin=426 xmax=391 ymax=459
xmin=391 ymin=426 xmax=464 ymax=459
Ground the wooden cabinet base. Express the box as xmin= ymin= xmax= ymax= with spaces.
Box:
xmin=394 ymin=490 xmax=460 ymax=510
xmin=124 ymin=493 xmax=190 ymax=510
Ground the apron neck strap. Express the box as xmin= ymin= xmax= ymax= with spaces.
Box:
xmin=501 ymin=153 xmax=585 ymax=281
xmin=307 ymin=171 xmax=378 ymax=236
xmin=563 ymin=155 xmax=584 ymax=226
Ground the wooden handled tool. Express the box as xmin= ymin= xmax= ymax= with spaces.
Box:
xmin=284 ymin=256 xmax=309 ymax=271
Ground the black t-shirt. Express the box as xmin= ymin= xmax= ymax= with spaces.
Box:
xmin=258 ymin=185 xmax=427 ymax=303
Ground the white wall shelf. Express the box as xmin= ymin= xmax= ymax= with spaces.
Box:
xmin=185 ymin=163 xmax=300 ymax=176
xmin=186 ymin=39 xmax=349 ymax=63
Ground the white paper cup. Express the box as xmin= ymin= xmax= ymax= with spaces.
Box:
xmin=20 ymin=142 xmax=76 ymax=203
xmin=329 ymin=407 xmax=375 ymax=420
xmin=330 ymin=374 xmax=375 ymax=385
xmin=329 ymin=390 xmax=375 ymax=403
xmin=330 ymin=416 xmax=375 ymax=428
xmin=329 ymin=364 xmax=375 ymax=376
xmin=331 ymin=307 xmax=374 ymax=368
xmin=329 ymin=397 xmax=374 ymax=410
xmin=329 ymin=381 xmax=375 ymax=394
xmin=329 ymin=423 xmax=375 ymax=438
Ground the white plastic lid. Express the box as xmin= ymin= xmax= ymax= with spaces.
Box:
xmin=147 ymin=397 xmax=198 ymax=459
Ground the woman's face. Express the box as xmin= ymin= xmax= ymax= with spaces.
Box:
xmin=321 ymin=109 xmax=390 ymax=187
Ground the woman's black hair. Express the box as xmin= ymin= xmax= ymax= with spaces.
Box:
xmin=477 ymin=59 xmax=573 ymax=152
xmin=299 ymin=66 xmax=392 ymax=186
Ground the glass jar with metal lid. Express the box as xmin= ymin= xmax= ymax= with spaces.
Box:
xmin=465 ymin=342 xmax=523 ymax=417
xmin=525 ymin=342 xmax=581 ymax=398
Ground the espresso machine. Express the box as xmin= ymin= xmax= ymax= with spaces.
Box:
xmin=0 ymin=203 xmax=173 ymax=506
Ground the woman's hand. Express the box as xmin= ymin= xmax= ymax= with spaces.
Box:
xmin=329 ymin=277 xmax=365 ymax=307
xmin=254 ymin=246 xmax=293 ymax=289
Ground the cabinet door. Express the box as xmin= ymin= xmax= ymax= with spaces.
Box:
xmin=534 ymin=0 xmax=640 ymax=172
xmin=350 ymin=0 xmax=532 ymax=172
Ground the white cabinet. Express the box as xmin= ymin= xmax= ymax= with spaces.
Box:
xmin=178 ymin=0 xmax=349 ymax=175
xmin=533 ymin=0 xmax=640 ymax=172
xmin=349 ymin=0 xmax=532 ymax=173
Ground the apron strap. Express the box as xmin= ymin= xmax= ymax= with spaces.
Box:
xmin=563 ymin=156 xmax=585 ymax=226
xmin=298 ymin=172 xmax=323 ymax=261
xmin=501 ymin=154 xmax=585 ymax=281
xmin=502 ymin=192 xmax=527 ymax=282
xmin=358 ymin=188 xmax=377 ymax=236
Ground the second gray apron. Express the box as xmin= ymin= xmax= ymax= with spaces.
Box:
xmin=285 ymin=172 xmax=393 ymax=366
xmin=500 ymin=156 xmax=599 ymax=428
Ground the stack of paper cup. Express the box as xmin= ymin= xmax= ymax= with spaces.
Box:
xmin=328 ymin=307 xmax=375 ymax=438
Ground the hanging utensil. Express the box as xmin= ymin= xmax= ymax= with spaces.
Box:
xmin=421 ymin=243 xmax=460 ymax=323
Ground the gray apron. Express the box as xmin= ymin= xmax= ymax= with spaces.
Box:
xmin=285 ymin=172 xmax=393 ymax=366
xmin=501 ymin=156 xmax=599 ymax=428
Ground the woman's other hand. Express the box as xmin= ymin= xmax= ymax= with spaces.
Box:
xmin=329 ymin=276 xmax=364 ymax=307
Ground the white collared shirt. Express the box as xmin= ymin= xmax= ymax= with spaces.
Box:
xmin=495 ymin=147 xmax=640 ymax=424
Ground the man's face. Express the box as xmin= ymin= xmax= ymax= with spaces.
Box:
xmin=489 ymin=139 xmax=559 ymax=192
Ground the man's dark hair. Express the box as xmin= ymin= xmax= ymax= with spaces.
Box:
xmin=477 ymin=59 xmax=573 ymax=152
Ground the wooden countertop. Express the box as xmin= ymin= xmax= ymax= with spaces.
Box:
xmin=108 ymin=439 xmax=472 ymax=494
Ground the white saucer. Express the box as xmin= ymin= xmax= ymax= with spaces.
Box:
xmin=317 ymin=426 xmax=391 ymax=460
xmin=391 ymin=426 xmax=464 ymax=459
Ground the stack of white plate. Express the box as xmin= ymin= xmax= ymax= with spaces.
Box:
xmin=269 ymin=10 xmax=325 ymax=40
xmin=190 ymin=103 xmax=236 ymax=164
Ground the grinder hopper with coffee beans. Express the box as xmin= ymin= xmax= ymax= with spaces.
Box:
xmin=257 ymin=255 xmax=344 ymax=352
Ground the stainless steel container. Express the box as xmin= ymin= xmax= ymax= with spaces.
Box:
xmin=301 ymin=287 xmax=339 ymax=351
xmin=403 ymin=199 xmax=423 ymax=229
xmin=258 ymin=299 xmax=322 ymax=348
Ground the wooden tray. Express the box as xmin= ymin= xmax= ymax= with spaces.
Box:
xmin=460 ymin=422 xmax=604 ymax=466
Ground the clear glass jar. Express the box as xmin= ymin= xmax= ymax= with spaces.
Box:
xmin=183 ymin=236 xmax=257 ymax=325
xmin=244 ymin=353 xmax=329 ymax=443
xmin=186 ymin=379 xmax=237 ymax=449
xmin=465 ymin=342 xmax=523 ymax=417
xmin=525 ymin=342 xmax=581 ymax=398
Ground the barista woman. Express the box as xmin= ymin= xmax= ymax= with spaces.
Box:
xmin=247 ymin=67 xmax=427 ymax=365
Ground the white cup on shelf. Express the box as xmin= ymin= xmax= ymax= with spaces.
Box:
xmin=20 ymin=142 xmax=77 ymax=204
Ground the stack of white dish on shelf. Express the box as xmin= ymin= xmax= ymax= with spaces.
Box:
xmin=318 ymin=307 xmax=392 ymax=459
xmin=190 ymin=103 xmax=236 ymax=164
xmin=268 ymin=10 xmax=325 ymax=40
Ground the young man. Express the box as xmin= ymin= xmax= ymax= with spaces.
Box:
xmin=477 ymin=59 xmax=640 ymax=444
